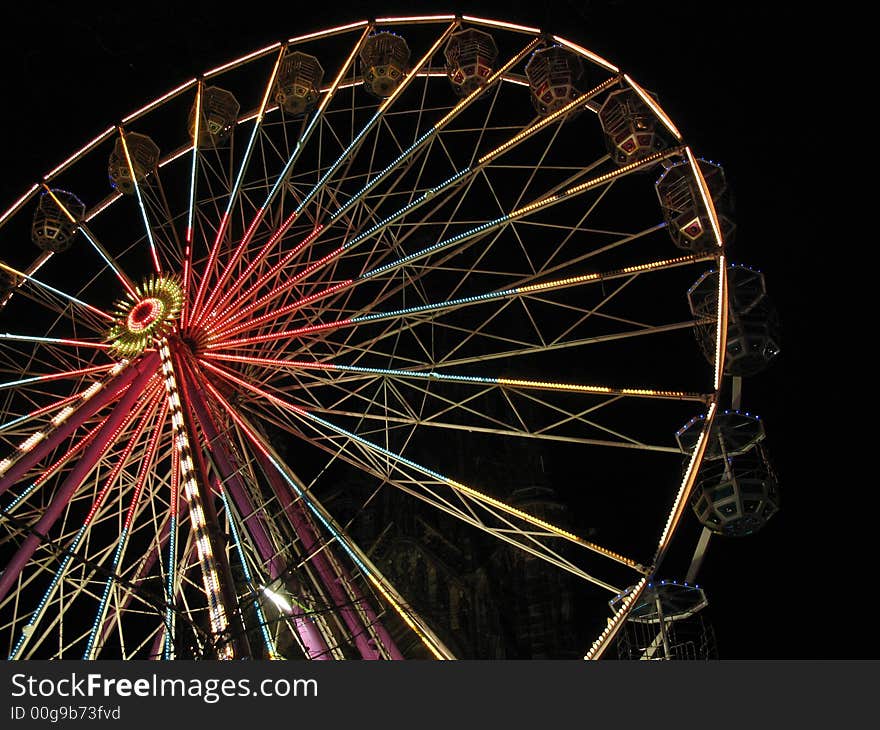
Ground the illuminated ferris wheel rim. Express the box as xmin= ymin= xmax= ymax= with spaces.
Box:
xmin=0 ymin=15 xmax=695 ymax=230
xmin=0 ymin=13 xmax=730 ymax=660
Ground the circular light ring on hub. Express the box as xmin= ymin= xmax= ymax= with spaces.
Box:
xmin=107 ymin=276 xmax=183 ymax=358
xmin=127 ymin=297 xmax=165 ymax=332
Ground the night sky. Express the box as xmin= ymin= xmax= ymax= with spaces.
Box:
xmin=0 ymin=2 xmax=846 ymax=659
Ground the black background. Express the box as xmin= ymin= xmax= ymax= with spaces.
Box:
xmin=0 ymin=1 xmax=854 ymax=659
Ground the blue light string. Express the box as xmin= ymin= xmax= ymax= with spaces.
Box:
xmin=359 ymin=214 xmax=510 ymax=280
xmin=8 ymin=520 xmax=92 ymax=659
xmin=295 ymin=110 xmax=382 ymax=215
xmin=82 ymin=526 xmax=131 ymax=659
xmin=343 ymin=168 xmax=471 ymax=250
xmin=162 ymin=513 xmax=177 ymax=660
xmin=330 ymin=128 xmax=436 ymax=222
xmin=350 ymin=285 xmax=519 ymax=324
xmin=224 ymin=116 xmax=265 ymax=220
xmin=219 ymin=488 xmax=275 ymax=657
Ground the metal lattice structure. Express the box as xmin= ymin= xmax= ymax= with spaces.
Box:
xmin=0 ymin=15 xmax=734 ymax=660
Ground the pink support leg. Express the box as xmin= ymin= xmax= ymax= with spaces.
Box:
xmin=0 ymin=354 xmax=158 ymax=498
xmin=179 ymin=356 xmax=331 ymax=660
xmin=255 ymin=450 xmax=403 ymax=660
xmin=0 ymin=360 xmax=159 ymax=604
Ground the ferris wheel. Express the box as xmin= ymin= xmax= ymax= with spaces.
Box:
xmin=0 ymin=14 xmax=768 ymax=660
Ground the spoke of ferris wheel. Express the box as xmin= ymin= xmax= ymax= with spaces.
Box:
xmin=0 ymin=359 xmax=139 ymax=489
xmin=7 ymin=386 xmax=161 ymax=659
xmin=0 ymin=261 xmax=114 ymax=324
xmin=585 ymin=399 xmax=721 ymax=661
xmin=201 ymin=352 xmax=708 ymax=404
xmin=198 ymin=376 xmax=455 ymax=660
xmin=117 ymin=127 xmax=162 ymax=275
xmin=189 ymin=368 xmax=398 ymax=660
xmin=282 ymin=258 xmax=685 ymax=371
xmin=201 ymin=34 xmax=537 ymax=326
xmin=219 ymin=486 xmax=279 ymax=659
xmin=185 ymin=81 xmax=203 ymax=247
xmin=208 ymin=147 xmax=676 ymax=343
xmin=206 ymin=76 xmax=623 ymax=333
xmin=0 ymin=333 xmax=110 ymax=351
xmin=83 ymin=397 xmax=169 ymax=659
xmin=302 ymin=405 xmax=682 ymax=455
xmin=0 ymin=362 xmax=159 ymax=607
xmin=158 ymin=342 xmax=235 ymax=658
xmin=182 ymin=80 xmax=203 ymax=326
xmin=40 ymin=186 xmax=138 ymax=299
xmin=0 ymin=363 xmax=117 ymax=392
xmin=266 ymin=409 xmax=627 ymax=591
xmin=0 ymin=183 xmax=41 ymax=231
xmin=191 ymin=27 xmax=374 ymax=327
xmin=205 ymin=252 xmax=703 ymax=350
xmin=184 ymin=359 xmax=392 ymax=660
xmin=162 ymin=445 xmax=180 ymax=660
xmin=589 ymin=265 xmax=727 ymax=660
xmin=258 ymin=245 xmax=696 ymax=348
xmin=188 ymin=46 xmax=286 ymax=326
xmin=240 ymin=395 xmax=637 ymax=592
xmin=201 ymin=360 xmax=642 ymax=573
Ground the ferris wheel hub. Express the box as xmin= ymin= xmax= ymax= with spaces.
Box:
xmin=106 ymin=275 xmax=183 ymax=358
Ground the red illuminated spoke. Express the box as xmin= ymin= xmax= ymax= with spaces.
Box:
xmin=204 ymin=77 xmax=623 ymax=340
xmin=189 ymin=45 xmax=285 ymax=326
xmin=204 ymin=254 xmax=703 ymax=357
xmin=209 ymin=156 xmax=677 ymax=357
xmin=0 ymin=366 xmax=161 ymax=615
xmin=190 ymin=28 xmax=375 ymax=329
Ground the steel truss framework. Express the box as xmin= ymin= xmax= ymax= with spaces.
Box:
xmin=0 ymin=15 xmax=728 ymax=660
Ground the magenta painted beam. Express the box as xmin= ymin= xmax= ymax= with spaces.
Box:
xmin=179 ymin=357 xmax=331 ymax=660
xmin=179 ymin=359 xmax=284 ymax=579
xmin=255 ymin=450 xmax=402 ymax=660
xmin=0 ymin=360 xmax=158 ymax=605
xmin=0 ymin=355 xmax=158 ymax=499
